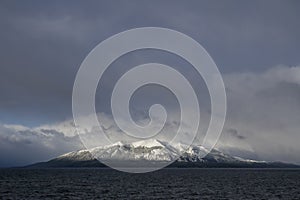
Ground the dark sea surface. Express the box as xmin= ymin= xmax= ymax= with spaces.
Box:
xmin=0 ymin=168 xmax=300 ymax=199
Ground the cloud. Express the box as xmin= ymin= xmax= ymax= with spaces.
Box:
xmin=216 ymin=65 xmax=300 ymax=164
xmin=225 ymin=128 xmax=246 ymax=140
xmin=0 ymin=111 xmax=205 ymax=167
xmin=1 ymin=66 xmax=300 ymax=166
xmin=1 ymin=0 xmax=300 ymax=125
xmin=0 ymin=123 xmax=83 ymax=167
xmin=0 ymin=1 xmax=300 ymax=166
xmin=1 ymin=65 xmax=300 ymax=167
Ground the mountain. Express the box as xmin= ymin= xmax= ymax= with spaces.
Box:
xmin=27 ymin=139 xmax=299 ymax=168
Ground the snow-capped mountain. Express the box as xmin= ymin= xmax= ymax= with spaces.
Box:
xmin=28 ymin=139 xmax=299 ymax=168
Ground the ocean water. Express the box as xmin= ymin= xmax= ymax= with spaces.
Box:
xmin=0 ymin=168 xmax=299 ymax=199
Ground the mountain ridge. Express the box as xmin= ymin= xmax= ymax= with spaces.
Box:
xmin=27 ymin=139 xmax=299 ymax=168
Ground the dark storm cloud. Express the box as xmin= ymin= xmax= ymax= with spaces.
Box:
xmin=0 ymin=0 xmax=300 ymax=125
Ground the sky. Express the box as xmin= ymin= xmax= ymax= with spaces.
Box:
xmin=0 ymin=0 xmax=300 ymax=167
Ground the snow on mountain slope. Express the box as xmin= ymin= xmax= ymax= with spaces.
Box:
xmin=57 ymin=149 xmax=93 ymax=161
xmin=55 ymin=139 xmax=244 ymax=163
xmin=131 ymin=139 xmax=164 ymax=148
xmin=30 ymin=139 xmax=299 ymax=168
xmin=89 ymin=139 xmax=179 ymax=161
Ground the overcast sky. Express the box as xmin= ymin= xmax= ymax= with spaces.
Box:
xmin=0 ymin=0 xmax=300 ymax=167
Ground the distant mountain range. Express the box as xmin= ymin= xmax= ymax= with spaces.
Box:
xmin=27 ymin=139 xmax=299 ymax=168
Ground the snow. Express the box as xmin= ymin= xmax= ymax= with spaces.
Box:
xmin=55 ymin=139 xmax=268 ymax=165
xmin=131 ymin=139 xmax=164 ymax=148
xmin=57 ymin=149 xmax=93 ymax=161
xmin=234 ymin=156 xmax=267 ymax=163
